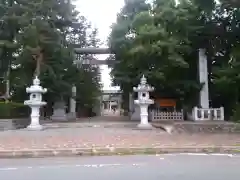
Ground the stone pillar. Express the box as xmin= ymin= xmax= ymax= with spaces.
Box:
xmin=131 ymin=105 xmax=140 ymax=120
xmin=97 ymin=95 xmax=102 ymax=116
xmin=130 ymin=92 xmax=139 ymax=120
xmin=68 ymin=85 xmax=76 ymax=119
xmin=198 ymin=49 xmax=209 ymax=108
xmin=129 ymin=93 xmax=134 ymax=115
xmin=118 ymin=98 xmax=122 ymax=115
xmin=51 ymin=101 xmax=67 ymax=121
xmin=109 ymin=101 xmax=112 ymax=112
xmin=93 ymin=95 xmax=101 ymax=116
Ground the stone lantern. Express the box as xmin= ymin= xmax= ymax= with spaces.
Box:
xmin=133 ymin=75 xmax=154 ymax=128
xmin=24 ymin=76 xmax=47 ymax=130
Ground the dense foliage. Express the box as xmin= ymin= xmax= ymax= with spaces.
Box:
xmin=109 ymin=0 xmax=240 ymax=120
xmin=0 ymin=0 xmax=101 ymax=115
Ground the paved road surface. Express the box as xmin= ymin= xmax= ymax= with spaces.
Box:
xmin=0 ymin=154 xmax=239 ymax=180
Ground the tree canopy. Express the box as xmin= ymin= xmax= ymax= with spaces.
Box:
xmin=0 ymin=0 xmax=101 ymax=112
xmin=108 ymin=0 xmax=240 ymax=119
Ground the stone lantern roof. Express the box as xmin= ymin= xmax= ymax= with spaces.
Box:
xmin=26 ymin=76 xmax=47 ymax=94
xmin=133 ymin=75 xmax=154 ymax=93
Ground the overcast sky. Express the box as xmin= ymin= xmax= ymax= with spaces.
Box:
xmin=74 ymin=0 xmax=124 ymax=90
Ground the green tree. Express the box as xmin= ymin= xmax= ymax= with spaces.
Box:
xmin=109 ymin=0 xmax=240 ymax=120
xmin=108 ymin=0 xmax=150 ymax=111
xmin=0 ymin=0 xmax=19 ymax=100
xmin=0 ymin=0 xmax=101 ymax=115
xmin=109 ymin=0 xmax=203 ymax=112
xmin=67 ymin=15 xmax=102 ymax=112
xmin=210 ymin=0 xmax=240 ymax=119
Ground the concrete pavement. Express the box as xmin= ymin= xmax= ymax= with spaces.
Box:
xmin=0 ymin=126 xmax=239 ymax=158
xmin=0 ymin=154 xmax=239 ymax=180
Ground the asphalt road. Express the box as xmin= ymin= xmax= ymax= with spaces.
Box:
xmin=0 ymin=154 xmax=239 ymax=180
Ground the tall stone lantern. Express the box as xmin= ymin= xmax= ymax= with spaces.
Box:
xmin=133 ymin=75 xmax=154 ymax=128
xmin=24 ymin=76 xmax=47 ymax=130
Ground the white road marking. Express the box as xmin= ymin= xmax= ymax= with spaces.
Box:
xmin=0 ymin=163 xmax=144 ymax=171
xmin=185 ymin=153 xmax=239 ymax=157
xmin=0 ymin=153 xmax=239 ymax=171
xmin=180 ymin=153 xmax=208 ymax=156
xmin=155 ymin=153 xmax=240 ymax=158
xmin=211 ymin=153 xmax=233 ymax=157
xmin=0 ymin=167 xmax=18 ymax=171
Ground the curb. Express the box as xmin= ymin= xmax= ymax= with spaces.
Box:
xmin=0 ymin=146 xmax=239 ymax=159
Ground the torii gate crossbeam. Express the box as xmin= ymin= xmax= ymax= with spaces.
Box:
xmin=74 ymin=47 xmax=111 ymax=54
xmin=73 ymin=46 xmax=115 ymax=65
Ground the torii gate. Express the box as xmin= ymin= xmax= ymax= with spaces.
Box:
xmin=73 ymin=45 xmax=115 ymax=65
xmin=68 ymin=45 xmax=118 ymax=118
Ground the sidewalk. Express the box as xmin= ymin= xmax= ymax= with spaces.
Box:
xmin=0 ymin=126 xmax=239 ymax=158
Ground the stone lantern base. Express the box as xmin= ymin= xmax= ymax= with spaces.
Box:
xmin=27 ymin=124 xmax=44 ymax=131
xmin=137 ymin=123 xmax=153 ymax=129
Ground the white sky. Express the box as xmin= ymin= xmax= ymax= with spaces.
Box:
xmin=74 ymin=0 xmax=124 ymax=90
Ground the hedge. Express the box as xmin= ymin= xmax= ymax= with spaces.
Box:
xmin=0 ymin=102 xmax=30 ymax=119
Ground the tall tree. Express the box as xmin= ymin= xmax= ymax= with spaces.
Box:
xmin=109 ymin=0 xmax=203 ymax=111
xmin=0 ymin=0 xmax=101 ymax=115
xmin=109 ymin=0 xmax=240 ymax=120
xmin=0 ymin=0 xmax=19 ymax=100
xmin=108 ymin=0 xmax=150 ymax=111
xmin=211 ymin=0 xmax=240 ymax=119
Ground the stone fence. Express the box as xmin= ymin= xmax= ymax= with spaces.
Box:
xmin=192 ymin=107 xmax=224 ymax=121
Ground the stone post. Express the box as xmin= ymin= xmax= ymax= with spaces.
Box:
xmin=198 ymin=49 xmax=209 ymax=108
xmin=68 ymin=85 xmax=77 ymax=119
xmin=51 ymin=101 xmax=67 ymax=121
xmin=129 ymin=93 xmax=134 ymax=115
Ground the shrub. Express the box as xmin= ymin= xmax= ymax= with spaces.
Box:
xmin=230 ymin=104 xmax=240 ymax=122
xmin=0 ymin=102 xmax=30 ymax=119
